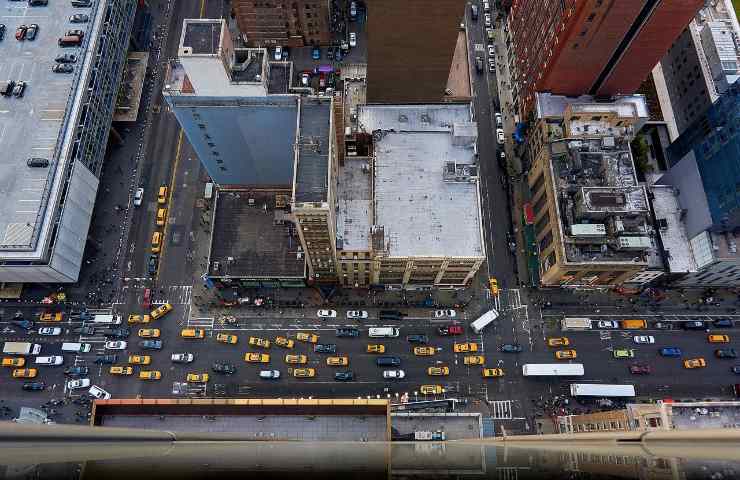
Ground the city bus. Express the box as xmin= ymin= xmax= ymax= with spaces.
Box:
xmin=522 ymin=364 xmax=585 ymax=376
xmin=569 ymin=384 xmax=636 ymax=397
xmin=561 ymin=318 xmax=593 ymax=331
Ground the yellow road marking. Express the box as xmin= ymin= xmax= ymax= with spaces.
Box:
xmin=156 ymin=128 xmax=183 ymax=283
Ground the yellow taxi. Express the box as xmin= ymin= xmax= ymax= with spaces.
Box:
xmin=186 ymin=373 xmax=209 ymax=383
xmin=708 ymin=334 xmax=730 ymax=343
xmin=547 ymin=337 xmax=570 ymax=347
xmin=413 ymin=346 xmax=436 ymax=356
xmin=464 ymin=355 xmax=485 ymax=365
xmin=128 ymin=355 xmax=151 ymax=365
xmin=285 ymin=354 xmax=307 ymax=364
xmin=555 ymin=349 xmax=577 ymax=360
xmin=13 ymin=368 xmax=37 ymax=378
xmin=181 ymin=328 xmax=206 ymax=339
xmin=216 ymin=333 xmax=238 ymax=344
xmin=128 ymin=314 xmax=151 ymax=324
xmin=138 ymin=328 xmax=160 ymax=338
xmin=275 ymin=336 xmax=295 ymax=349
xmin=326 ymin=356 xmax=348 ymax=366
xmin=249 ymin=336 xmax=271 ymax=349
xmin=367 ymin=344 xmax=385 ymax=354
xmin=427 ymin=366 xmax=450 ymax=376
xmin=39 ymin=312 xmax=63 ymax=322
xmin=151 ymin=231 xmax=162 ymax=254
xmin=488 ymin=277 xmax=499 ymax=296
xmin=156 ymin=208 xmax=167 ymax=226
xmin=684 ymin=357 xmax=706 ymax=369
xmin=150 ymin=303 xmax=173 ymax=320
xmin=482 ymin=368 xmax=505 ymax=377
xmin=420 ymin=385 xmax=444 ymax=395
xmin=157 ymin=185 xmax=167 ymax=204
xmin=293 ymin=368 xmax=315 ymax=378
xmin=453 ymin=342 xmax=478 ymax=353
xmin=139 ymin=370 xmax=162 ymax=380
xmin=244 ymin=352 xmax=270 ymax=363
xmin=109 ymin=366 xmax=133 ymax=375
xmin=296 ymin=332 xmax=318 ymax=343
xmin=2 ymin=357 xmax=25 ymax=367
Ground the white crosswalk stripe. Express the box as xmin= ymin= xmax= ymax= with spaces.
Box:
xmin=188 ymin=318 xmax=214 ymax=329
xmin=490 ymin=400 xmax=513 ymax=420
xmin=153 ymin=285 xmax=193 ymax=306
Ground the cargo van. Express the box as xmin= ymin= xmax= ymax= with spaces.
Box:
xmin=61 ymin=342 xmax=92 ymax=353
xmin=151 ymin=231 xmax=161 ymax=253
xmin=92 ymin=314 xmax=122 ymax=325
xmin=621 ymin=319 xmax=647 ymax=329
xmin=471 ymin=309 xmax=499 ymax=334
xmin=368 ymin=327 xmax=400 ymax=338
xmin=58 ymin=35 xmax=82 ymax=47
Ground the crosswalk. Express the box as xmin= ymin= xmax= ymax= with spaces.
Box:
xmin=490 ymin=400 xmax=513 ymax=420
xmin=153 ymin=285 xmax=192 ymax=305
xmin=188 ymin=317 xmax=214 ymax=329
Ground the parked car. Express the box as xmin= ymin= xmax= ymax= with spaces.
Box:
xmin=312 ymin=46 xmax=320 ymax=60
xmin=349 ymin=32 xmax=357 ymax=47
xmin=336 ymin=327 xmax=359 ymax=338
xmin=67 ymin=378 xmax=90 ymax=390
xmin=433 ymin=309 xmax=456 ymax=318
xmin=716 ymin=348 xmax=738 ymax=359
xmin=406 ymin=334 xmax=429 ymax=344
xmin=273 ymin=45 xmax=282 ymax=61
xmin=714 ymin=319 xmax=735 ymax=328
xmin=15 ymin=25 xmax=27 ymax=40
xmin=346 ymin=310 xmax=368 ymax=319
xmin=654 ymin=322 xmax=674 ymax=330
xmin=437 ymin=325 xmax=463 ymax=336
xmin=317 ymin=309 xmax=337 ymax=318
xmin=0 ymin=24 xmax=5 ymax=41
xmin=104 ymin=328 xmax=130 ymax=338
xmin=382 ymin=369 xmax=405 ymax=379
xmin=12 ymin=80 xmax=26 ymax=97
xmin=55 ymin=53 xmax=77 ymax=63
xmin=69 ymin=14 xmax=89 ymax=23
xmin=25 ymin=24 xmax=38 ymax=40
xmin=52 ymin=64 xmax=74 ymax=74
xmin=496 ymin=128 xmax=504 ymax=144
xmin=334 ymin=371 xmax=354 ymax=381
xmin=133 ymin=187 xmax=144 ymax=206
xmin=88 ymin=385 xmax=111 ymax=400
xmin=104 ymin=341 xmax=127 ymax=350
xmin=684 ymin=320 xmax=706 ymax=330
xmin=147 ymin=254 xmax=158 ymax=274
xmin=597 ymin=320 xmax=619 ymax=329
xmin=633 ymin=335 xmax=655 ymax=344
xmin=71 ymin=0 xmax=93 ymax=7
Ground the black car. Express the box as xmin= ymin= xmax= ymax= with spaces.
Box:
xmin=105 ymin=328 xmax=130 ymax=338
xmin=25 ymin=24 xmax=38 ymax=40
xmin=73 ymin=326 xmax=95 ymax=335
xmin=147 ymin=254 xmax=159 ymax=275
xmin=376 ymin=356 xmax=401 ymax=367
xmin=12 ymin=319 xmax=34 ymax=330
xmin=336 ymin=327 xmax=359 ymax=338
xmin=716 ymin=348 xmax=738 ymax=359
xmin=0 ymin=80 xmax=16 ymax=96
xmin=406 ymin=334 xmax=428 ymax=344
xmin=12 ymin=81 xmax=26 ymax=97
xmin=379 ymin=310 xmax=405 ymax=320
xmin=314 ymin=343 xmax=336 ymax=354
xmin=629 ymin=364 xmax=651 ymax=375
xmin=95 ymin=354 xmax=117 ymax=364
xmin=0 ymin=24 xmax=5 ymax=41
xmin=29 ymin=0 xmax=48 ymax=5
xmin=714 ymin=319 xmax=735 ymax=328
xmin=22 ymin=382 xmax=46 ymax=391
xmin=55 ymin=53 xmax=77 ymax=63
xmin=731 ymin=366 xmax=740 ymax=374
xmin=334 ymin=371 xmax=354 ymax=381
xmin=64 ymin=366 xmax=89 ymax=376
xmin=653 ymin=322 xmax=674 ymax=330
xmin=71 ymin=0 xmax=92 ymax=7
xmin=683 ymin=320 xmax=706 ymax=330
xmin=52 ymin=64 xmax=74 ymax=74
xmin=212 ymin=362 xmax=236 ymax=374
xmin=500 ymin=343 xmax=523 ymax=353
xmin=27 ymin=157 xmax=49 ymax=167
xmin=139 ymin=340 xmax=162 ymax=350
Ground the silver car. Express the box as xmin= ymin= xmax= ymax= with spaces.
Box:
xmin=382 ymin=369 xmax=405 ymax=379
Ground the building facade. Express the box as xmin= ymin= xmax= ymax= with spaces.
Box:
xmin=507 ymin=0 xmax=704 ymax=120
xmin=366 ymin=0 xmax=466 ymax=104
xmin=232 ymin=0 xmax=331 ymax=47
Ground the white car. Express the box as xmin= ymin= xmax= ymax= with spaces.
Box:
xmin=67 ymin=378 xmax=91 ymax=390
xmin=483 ymin=1 xmax=490 ymax=12
xmin=597 ymin=320 xmax=619 ymax=329
xmin=274 ymin=46 xmax=282 ymax=61
xmin=496 ymin=128 xmax=504 ymax=144
xmin=484 ymin=13 xmax=492 ymax=27
xmin=488 ymin=45 xmax=495 ymax=57
xmin=317 ymin=309 xmax=337 ymax=318
xmin=133 ymin=188 xmax=144 ymax=206
xmin=38 ymin=327 xmax=62 ymax=336
xmin=259 ymin=370 xmax=281 ymax=379
xmin=35 ymin=356 xmax=63 ymax=366
xmin=633 ymin=335 xmax=655 ymax=344
xmin=104 ymin=341 xmax=128 ymax=350
xmin=495 ymin=113 xmax=503 ymax=127
xmin=346 ymin=310 xmax=368 ymax=319
xmin=171 ymin=353 xmax=194 ymax=363
xmin=433 ymin=309 xmax=457 ymax=318
xmin=382 ymin=369 xmax=405 ymax=379
xmin=88 ymin=385 xmax=111 ymax=400
xmin=349 ymin=32 xmax=357 ymax=47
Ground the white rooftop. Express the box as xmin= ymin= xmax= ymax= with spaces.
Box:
xmin=336 ymin=158 xmax=371 ymax=251
xmin=358 ymin=104 xmax=484 ymax=258
xmin=650 ymin=185 xmax=697 ymax=273
xmin=535 ymin=93 xmax=649 ymax=121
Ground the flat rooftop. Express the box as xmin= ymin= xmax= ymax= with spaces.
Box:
xmin=0 ymin=0 xmax=101 ymax=255
xmin=392 ymin=413 xmax=482 ymax=440
xmin=267 ymin=62 xmax=291 ymax=94
xmin=294 ymin=97 xmax=332 ymax=203
xmin=232 ymin=48 xmax=265 ymax=83
xmin=669 ymin=402 xmax=740 ymax=430
xmin=208 ymin=191 xmax=305 ymax=278
xmin=358 ymin=104 xmax=483 ymax=258
xmin=336 ymin=158 xmax=372 ymax=251
xmin=650 ymin=185 xmax=696 ymax=273
xmin=182 ymin=19 xmax=222 ymax=54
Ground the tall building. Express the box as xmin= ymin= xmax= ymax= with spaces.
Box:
xmin=163 ymin=19 xmax=298 ymax=187
xmin=366 ymin=0 xmax=466 ymax=104
xmin=526 ymin=93 xmax=664 ymax=287
xmin=232 ymin=0 xmax=331 ymax=47
xmin=507 ymin=0 xmax=704 ymax=119
xmin=0 ymin=0 xmax=135 ymax=283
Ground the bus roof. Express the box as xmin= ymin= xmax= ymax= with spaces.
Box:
xmin=522 ymin=364 xmax=584 ymax=376
xmin=570 ymin=384 xmax=636 ymax=397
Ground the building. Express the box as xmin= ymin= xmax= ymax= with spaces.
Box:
xmin=163 ymin=19 xmax=299 ymax=187
xmin=366 ymin=0 xmax=466 ymax=104
xmin=232 ymin=0 xmax=331 ymax=47
xmin=526 ymin=93 xmax=664 ymax=287
xmin=653 ymin=0 xmax=740 ymax=138
xmin=0 ymin=0 xmax=135 ymax=283
xmin=507 ymin=0 xmax=704 ymax=120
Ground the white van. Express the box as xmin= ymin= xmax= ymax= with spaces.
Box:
xmin=35 ymin=356 xmax=64 ymax=366
xmin=61 ymin=342 xmax=92 ymax=353
xmin=470 ymin=309 xmax=499 ymax=334
xmin=93 ymin=314 xmax=122 ymax=325
xmin=368 ymin=327 xmax=400 ymax=338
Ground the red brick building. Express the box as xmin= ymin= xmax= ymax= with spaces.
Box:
xmin=508 ymin=0 xmax=704 ymax=119
xmin=233 ymin=0 xmax=331 ymax=47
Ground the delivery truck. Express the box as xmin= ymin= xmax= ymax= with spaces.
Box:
xmin=3 ymin=342 xmax=41 ymax=355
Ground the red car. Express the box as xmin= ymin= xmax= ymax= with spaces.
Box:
xmin=142 ymin=288 xmax=151 ymax=309
xmin=437 ymin=325 xmax=463 ymax=336
xmin=15 ymin=25 xmax=27 ymax=41
xmin=629 ymin=364 xmax=651 ymax=375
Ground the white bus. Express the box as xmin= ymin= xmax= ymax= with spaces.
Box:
xmin=470 ymin=309 xmax=499 ymax=334
xmin=561 ymin=318 xmax=593 ymax=331
xmin=569 ymin=384 xmax=636 ymax=397
xmin=522 ymin=363 xmax=585 ymax=376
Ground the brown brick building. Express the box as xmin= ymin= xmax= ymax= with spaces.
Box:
xmin=507 ymin=0 xmax=704 ymax=119
xmin=366 ymin=0 xmax=466 ymax=104
xmin=232 ymin=0 xmax=331 ymax=47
